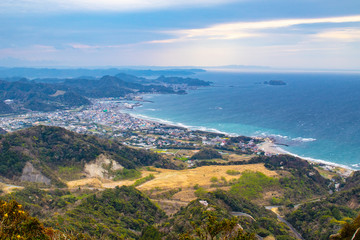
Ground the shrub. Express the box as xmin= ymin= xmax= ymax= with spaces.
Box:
xmin=226 ymin=170 xmax=241 ymax=176
xmin=133 ymin=174 xmax=155 ymax=187
xmin=210 ymin=177 xmax=218 ymax=183
xmin=230 ymin=171 xmax=279 ymax=199
xmin=194 ymin=187 xmax=207 ymax=198
xmin=113 ymin=168 xmax=142 ymax=181
xmin=191 ymin=148 xmax=222 ymax=160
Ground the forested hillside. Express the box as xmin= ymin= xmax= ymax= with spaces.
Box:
xmin=0 ymin=73 xmax=211 ymax=114
xmin=0 ymin=125 xmax=174 ymax=185
xmin=0 ymin=79 xmax=90 ymax=113
xmin=286 ymin=186 xmax=360 ymax=240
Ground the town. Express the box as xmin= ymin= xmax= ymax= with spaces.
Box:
xmin=0 ymin=98 xmax=265 ymax=158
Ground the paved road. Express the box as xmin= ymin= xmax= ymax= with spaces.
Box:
xmin=265 ymin=206 xmax=304 ymax=240
xmin=277 ymin=215 xmax=304 ymax=240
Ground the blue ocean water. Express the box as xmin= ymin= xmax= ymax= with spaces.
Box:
xmin=130 ymin=71 xmax=360 ymax=169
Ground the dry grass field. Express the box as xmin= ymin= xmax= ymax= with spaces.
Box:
xmin=226 ymin=154 xmax=254 ymax=162
xmin=66 ymin=164 xmax=277 ymax=189
xmin=66 ymin=163 xmax=278 ymax=204
xmin=137 ymin=163 xmax=277 ymax=191
xmin=67 ymin=178 xmax=105 ymax=188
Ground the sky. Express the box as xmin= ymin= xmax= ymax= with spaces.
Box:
xmin=0 ymin=0 xmax=360 ymax=70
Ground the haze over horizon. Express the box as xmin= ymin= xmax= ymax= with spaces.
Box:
xmin=1 ymin=0 xmax=359 ymax=70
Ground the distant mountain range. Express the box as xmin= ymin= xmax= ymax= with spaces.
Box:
xmin=0 ymin=79 xmax=90 ymax=113
xmin=63 ymin=75 xmax=177 ymax=98
xmin=0 ymin=67 xmax=205 ymax=79
xmin=0 ymin=73 xmax=211 ymax=114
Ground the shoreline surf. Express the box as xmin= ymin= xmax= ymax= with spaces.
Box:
xmin=124 ymin=109 xmax=355 ymax=174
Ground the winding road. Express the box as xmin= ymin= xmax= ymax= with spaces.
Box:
xmin=265 ymin=206 xmax=304 ymax=240
xmin=232 ymin=208 xmax=304 ymax=240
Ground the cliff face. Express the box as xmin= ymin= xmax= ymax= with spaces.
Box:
xmin=20 ymin=162 xmax=51 ymax=185
xmin=84 ymin=154 xmax=124 ymax=179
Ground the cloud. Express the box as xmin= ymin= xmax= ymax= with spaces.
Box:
xmin=68 ymin=15 xmax=360 ymax=53
xmin=0 ymin=0 xmax=237 ymax=13
xmin=145 ymin=38 xmax=184 ymax=44
xmin=149 ymin=15 xmax=360 ymax=43
xmin=314 ymin=28 xmax=360 ymax=42
xmin=69 ymin=43 xmax=140 ymax=50
xmin=32 ymin=45 xmax=58 ymax=52
xmin=70 ymin=44 xmax=98 ymax=49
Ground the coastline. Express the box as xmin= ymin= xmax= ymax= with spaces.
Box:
xmin=258 ymin=139 xmax=354 ymax=177
xmin=125 ymin=108 xmax=354 ymax=177
xmin=1 ymin=94 xmax=355 ymax=178
xmin=124 ymin=111 xmax=236 ymax=136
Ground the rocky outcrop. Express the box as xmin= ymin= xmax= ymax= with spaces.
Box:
xmin=84 ymin=154 xmax=123 ymax=179
xmin=20 ymin=162 xmax=51 ymax=185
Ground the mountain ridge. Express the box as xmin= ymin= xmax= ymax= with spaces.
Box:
xmin=0 ymin=125 xmax=175 ymax=186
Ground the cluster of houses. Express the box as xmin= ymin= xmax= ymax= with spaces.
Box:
xmin=1 ymin=98 xmax=267 ymax=157
xmin=201 ymin=135 xmax=262 ymax=154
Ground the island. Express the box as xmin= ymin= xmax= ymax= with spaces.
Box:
xmin=264 ymin=80 xmax=287 ymax=85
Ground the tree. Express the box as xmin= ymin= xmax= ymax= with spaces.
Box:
xmin=0 ymin=199 xmax=76 ymax=240
xmin=330 ymin=213 xmax=360 ymax=240
xmin=180 ymin=211 xmax=256 ymax=240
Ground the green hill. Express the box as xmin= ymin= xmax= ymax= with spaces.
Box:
xmin=0 ymin=125 xmax=174 ymax=186
xmin=0 ymin=79 xmax=90 ymax=114
xmin=249 ymin=155 xmax=330 ymax=201
xmin=62 ymin=75 xmax=175 ymax=98
xmin=343 ymin=171 xmax=360 ymax=190
xmin=50 ymin=186 xmax=167 ymax=239
xmin=190 ymin=148 xmax=222 ymax=160
xmin=163 ymin=190 xmax=296 ymax=239
xmin=1 ymin=186 xmax=164 ymax=239
xmin=0 ymin=73 xmax=211 ymax=114
xmin=286 ymin=186 xmax=360 ymax=240
xmin=0 ymin=100 xmax=13 ymax=114
xmin=3 ymin=185 xmax=295 ymax=239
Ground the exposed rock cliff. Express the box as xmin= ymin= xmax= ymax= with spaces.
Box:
xmin=84 ymin=154 xmax=123 ymax=179
xmin=20 ymin=162 xmax=51 ymax=185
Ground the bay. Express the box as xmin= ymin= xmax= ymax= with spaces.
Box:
xmin=130 ymin=71 xmax=360 ymax=169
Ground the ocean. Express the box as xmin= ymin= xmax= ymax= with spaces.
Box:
xmin=129 ymin=71 xmax=360 ymax=169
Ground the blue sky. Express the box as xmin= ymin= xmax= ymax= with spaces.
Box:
xmin=0 ymin=0 xmax=359 ymax=70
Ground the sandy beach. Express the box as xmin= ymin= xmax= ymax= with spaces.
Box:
xmin=258 ymin=138 xmax=354 ymax=177
xmin=124 ymin=104 xmax=356 ymax=178
xmin=122 ymin=100 xmax=357 ymax=179
xmin=258 ymin=140 xmax=287 ymax=155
